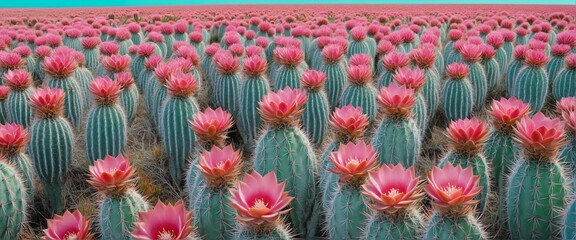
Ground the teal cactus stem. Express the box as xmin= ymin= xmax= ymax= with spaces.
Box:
xmin=322 ymin=62 xmax=347 ymax=111
xmin=466 ymin=62 xmax=488 ymax=110
xmin=338 ymin=84 xmax=378 ymax=125
xmin=238 ymin=75 xmax=269 ymax=152
xmin=274 ymin=65 xmax=303 ymax=91
xmin=511 ymin=66 xmax=549 ymax=113
xmin=506 ymin=159 xmax=568 ymax=240
xmin=7 ymin=153 xmax=35 ymax=198
xmin=83 ymin=48 xmax=99 ymax=73
xmin=372 ymin=118 xmax=421 ymax=166
xmin=301 ymin=89 xmax=330 ymax=148
xmin=482 ymin=57 xmax=500 ymax=91
xmin=99 ymin=190 xmax=148 ymax=240
xmin=546 ymin=55 xmax=565 ymax=82
xmin=0 ymin=161 xmax=26 ymax=239
xmin=363 ymin=210 xmax=424 ymax=239
xmin=45 ymin=76 xmax=85 ymax=128
xmin=424 ymin=212 xmax=486 ymax=240
xmin=193 ymin=183 xmax=236 ymax=240
xmin=326 ymin=186 xmax=370 ymax=240
xmin=6 ymin=87 xmax=34 ymax=128
xmin=563 ymin=198 xmax=576 ymax=240
xmin=29 ymin=117 xmax=74 ymax=213
xmin=442 ymin=76 xmax=474 ymax=121
xmin=253 ymin=127 xmax=318 ymax=238
xmin=552 ymin=67 xmax=576 ymax=101
xmin=422 ymin=69 xmax=440 ymax=121
xmin=505 ymin=59 xmax=525 ymax=96
xmin=85 ymin=104 xmax=127 ymax=165
xmin=73 ymin=67 xmax=94 ymax=110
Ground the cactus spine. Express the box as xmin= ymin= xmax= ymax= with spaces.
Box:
xmin=212 ymin=52 xmax=241 ymax=121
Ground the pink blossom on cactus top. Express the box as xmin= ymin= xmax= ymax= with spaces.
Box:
xmin=3 ymin=69 xmax=32 ymax=89
xmin=329 ymin=141 xmax=378 ymax=183
xmin=258 ymin=87 xmax=307 ymax=126
xmin=350 ymin=27 xmax=367 ymax=41
xmin=557 ymin=97 xmax=576 ymax=131
xmin=345 ymin=64 xmax=371 ymax=85
xmin=377 ymin=83 xmax=416 ymax=119
xmin=114 ymin=72 xmax=135 ymax=89
xmin=551 ymin=44 xmax=571 ymax=57
xmin=88 ymin=154 xmax=135 ymax=196
xmin=189 ymin=107 xmax=233 ymax=146
xmin=188 ymin=32 xmax=203 ymax=43
xmin=197 ymin=145 xmax=242 ymax=186
xmin=245 ymin=46 xmax=264 ymax=57
xmin=153 ymin=62 xmax=178 ymax=82
xmin=383 ymin=51 xmax=410 ymax=72
xmin=243 ymin=55 xmax=267 ymax=77
xmin=0 ymin=86 xmax=9 ymax=101
xmin=229 ymin=44 xmax=244 ymax=57
xmin=349 ymin=54 xmax=372 ymax=67
xmin=556 ymin=31 xmax=576 ymax=48
xmin=513 ymin=112 xmax=566 ymax=160
xmin=301 ymin=69 xmax=327 ymax=90
xmin=564 ymin=54 xmax=576 ymax=70
xmin=486 ymin=32 xmax=504 ymax=48
xmin=90 ymin=76 xmax=122 ymax=105
xmin=461 ymin=43 xmax=482 ymax=63
xmin=446 ymin=117 xmax=489 ymax=154
xmin=35 ymin=46 xmax=53 ymax=58
xmin=0 ymin=52 xmax=25 ymax=70
xmin=425 ymin=162 xmax=482 ymax=210
xmin=99 ymin=41 xmax=120 ymax=55
xmin=480 ymin=44 xmax=496 ymax=60
xmin=487 ymin=97 xmax=531 ymax=127
xmin=410 ymin=47 xmax=436 ymax=69
xmin=524 ymin=49 xmax=547 ymax=68
xmin=42 ymin=210 xmax=93 ymax=240
xmin=213 ymin=51 xmax=240 ymax=74
xmin=230 ymin=171 xmax=293 ymax=225
xmin=0 ymin=123 xmax=29 ymax=155
xmin=513 ymin=45 xmax=529 ymax=60
xmin=330 ymin=105 xmax=369 ymax=140
xmin=361 ymin=164 xmax=423 ymax=213
xmin=274 ymin=47 xmax=304 ymax=67
xmin=378 ymin=40 xmax=395 ymax=55
xmin=42 ymin=53 xmax=77 ymax=78
xmin=131 ymin=200 xmax=195 ymax=240
xmin=144 ymin=56 xmax=162 ymax=70
xmin=137 ymin=43 xmax=156 ymax=57
xmin=393 ymin=67 xmax=426 ymax=91
xmin=446 ymin=63 xmax=470 ymax=79
xmin=166 ymin=72 xmax=197 ymax=97
xmin=322 ymin=44 xmax=345 ymax=64
xmin=115 ymin=29 xmax=131 ymax=41
xmin=102 ymin=54 xmax=131 ymax=73
xmin=13 ymin=46 xmax=31 ymax=57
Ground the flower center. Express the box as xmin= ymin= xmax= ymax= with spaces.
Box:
xmin=386 ymin=188 xmax=402 ymax=198
xmin=252 ymin=198 xmax=269 ymax=209
xmin=216 ymin=161 xmax=226 ymax=169
xmin=345 ymin=159 xmax=360 ymax=169
xmin=441 ymin=183 xmax=461 ymax=196
xmin=64 ymin=233 xmax=78 ymax=240
xmin=158 ymin=230 xmax=176 ymax=240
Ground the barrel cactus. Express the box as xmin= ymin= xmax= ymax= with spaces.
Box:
xmin=393 ymin=67 xmax=428 ymax=137
xmin=88 ymin=154 xmax=148 ymax=240
xmin=410 ymin=46 xmax=440 ymax=120
xmin=347 ymin=27 xmax=371 ymax=60
xmin=461 ymin=43 xmax=488 ymax=110
xmin=28 ymin=87 xmax=74 ymax=213
xmin=361 ymin=164 xmax=425 ymax=239
xmin=553 ymin=54 xmax=576 ymax=100
xmin=131 ymin=43 xmax=156 ymax=87
xmin=480 ymin=44 xmax=500 ymax=91
xmin=102 ymin=54 xmax=131 ymax=79
xmin=505 ymin=45 xmax=529 ymax=96
xmin=424 ymin=163 xmax=487 ymax=240
xmin=3 ymin=69 xmax=34 ymax=128
xmin=212 ymin=51 xmax=241 ymax=120
xmin=252 ymin=87 xmax=319 ymax=237
xmin=0 ymin=123 xmax=35 ymax=198
xmin=511 ymin=49 xmax=549 ymax=113
xmin=0 ymin=52 xmax=26 ymax=84
xmin=0 ymin=86 xmax=8 ymax=124
xmin=507 ymin=112 xmax=569 ymax=239
xmin=443 ymin=63 xmax=474 ymax=121
xmin=299 ymin=70 xmax=330 ymax=148
xmin=557 ymin=97 xmax=576 ymax=186
xmin=114 ymin=72 xmax=139 ymax=125
xmin=548 ymin=44 xmax=571 ymax=82
xmin=273 ymin=46 xmax=305 ymax=91
xmin=33 ymin=46 xmax=52 ymax=84
xmin=486 ymin=31 xmax=508 ymax=75
xmin=321 ymin=44 xmax=347 ymax=111
xmin=230 ymin=171 xmax=294 ymax=240
xmin=373 ymin=83 xmax=421 ymax=166
xmin=326 ymin=141 xmax=377 ymax=240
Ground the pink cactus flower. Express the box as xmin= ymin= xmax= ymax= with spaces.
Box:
xmin=410 ymin=47 xmax=436 ymax=69
xmin=330 ymin=105 xmax=369 ymax=141
xmin=329 ymin=141 xmax=378 ymax=184
xmin=102 ymin=54 xmax=131 ymax=73
xmin=524 ymin=49 xmax=547 ymax=68
xmin=0 ymin=123 xmax=29 ymax=156
xmin=243 ymin=55 xmax=267 ymax=77
xmin=42 ymin=53 xmax=77 ymax=78
xmin=445 ymin=63 xmax=470 ymax=79
xmin=2 ymin=69 xmax=32 ymax=90
xmin=513 ymin=112 xmax=566 ymax=160
xmin=361 ymin=164 xmax=423 ymax=213
xmin=0 ymin=52 xmax=25 ymax=70
xmin=321 ymin=44 xmax=345 ymax=64
xmin=42 ymin=210 xmax=93 ymax=240
xmin=446 ymin=118 xmax=489 ymax=154
xmin=166 ymin=72 xmax=197 ymax=98
xmin=425 ymin=162 xmax=482 ymax=211
xmin=377 ymin=83 xmax=416 ymax=119
xmin=274 ymin=47 xmax=304 ymax=67
xmin=189 ymin=107 xmax=233 ymax=147
xmin=301 ymin=69 xmax=327 ymax=90
xmin=487 ymin=97 xmax=531 ymax=130
xmin=131 ymin=200 xmax=195 ymax=240
xmin=349 ymin=54 xmax=372 ymax=67
xmin=197 ymin=144 xmax=242 ymax=187
xmin=393 ymin=67 xmax=426 ymax=91
xmin=346 ymin=65 xmax=372 ymax=85
xmin=0 ymin=86 xmax=9 ymax=101
xmin=29 ymin=87 xmax=65 ymax=118
xmin=88 ymin=154 xmax=135 ymax=196
xmin=90 ymin=76 xmax=122 ymax=105
xmin=258 ymin=87 xmax=306 ymax=127
xmin=213 ymin=51 xmax=240 ymax=74
xmin=383 ymin=51 xmax=410 ymax=72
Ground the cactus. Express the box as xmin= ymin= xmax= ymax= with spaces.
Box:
xmin=114 ymin=72 xmax=139 ymax=125
xmin=0 ymin=123 xmax=35 ymax=198
xmin=230 ymin=171 xmax=294 ymax=240
xmin=393 ymin=67 xmax=428 ymax=137
xmin=423 ymin=163 xmax=487 ymax=240
xmin=410 ymin=46 xmax=440 ymax=121
xmin=28 ymin=87 xmax=74 ymax=213
xmin=564 ymin=198 xmax=576 ymax=240
xmin=131 ymin=200 xmax=196 ymax=240
xmin=13 ymin=46 xmax=36 ymax=76
xmin=501 ymin=29 xmax=515 ymax=63
xmin=547 ymin=44 xmax=571 ymax=82
xmin=375 ymin=40 xmax=395 ymax=77
xmin=43 ymin=209 xmax=94 ymax=239
xmin=557 ymin=97 xmax=576 ymax=188
xmin=377 ymin=51 xmax=410 ymax=90
xmin=461 ymin=43 xmax=488 ymax=110
xmin=96 ymin=42 xmax=121 ymax=77
xmin=0 ymin=52 xmax=26 ymax=85
xmin=480 ymin=44 xmax=501 ymax=91
xmin=505 ymin=45 xmax=529 ymax=96
xmin=438 ymin=118 xmax=491 ymax=214
xmin=212 ymin=52 xmax=241 ymax=120
xmin=43 ymin=53 xmax=85 ymax=129
xmin=273 ymin=47 xmax=305 ymax=91
xmin=253 ymin=88 xmax=319 ymax=238
xmin=131 ymin=43 xmax=156 ymax=87
xmin=193 ymin=145 xmax=241 ymax=240
xmin=88 ymin=154 xmax=148 ymax=240
xmin=189 ymin=32 xmax=206 ymax=59
xmin=102 ymin=54 xmax=131 ymax=79
xmin=507 ymin=112 xmax=569 ymax=239
xmin=372 ymin=83 xmax=421 ymax=166
xmin=146 ymin=32 xmax=167 ymax=59
xmin=127 ymin=23 xmax=143 ymax=45
xmin=160 ymin=24 xmax=176 ymax=59
xmin=159 ymin=72 xmax=199 ymax=186
xmin=148 ymin=61 xmax=174 ymax=127
xmin=238 ymin=56 xmax=270 ymax=152
xmin=63 ymin=29 xmax=83 ymax=51
xmin=444 ymin=40 xmax=465 ymax=67
xmin=138 ymin=56 xmax=161 ymax=104
xmin=301 ymin=70 xmax=330 ymax=148
xmin=200 ymin=45 xmax=220 ymax=107
xmin=361 ymin=164 xmax=425 ymax=239
xmin=443 ymin=63 xmax=474 ymax=121
xmin=70 ymin=51 xmax=95 ymax=110
xmin=339 ymin=63 xmax=378 ymax=126
xmin=115 ymin=29 xmax=134 ymax=56
xmin=487 ymin=32 xmax=508 ymax=75
xmin=0 ymin=157 xmax=26 ymax=239
xmin=321 ymin=44 xmax=347 ymax=111
xmin=347 ymin=27 xmax=371 ymax=60
xmin=34 ymin=46 xmax=52 ymax=84
xmin=326 ymin=141 xmax=377 ymax=240
xmin=511 ymin=49 xmax=549 ymax=113
xmin=552 ymin=54 xmax=576 ymax=100
xmin=3 ymin=70 xmax=34 ymax=128
xmin=0 ymin=86 xmax=8 ymax=124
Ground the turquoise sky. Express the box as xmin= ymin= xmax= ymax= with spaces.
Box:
xmin=0 ymin=0 xmax=574 ymax=7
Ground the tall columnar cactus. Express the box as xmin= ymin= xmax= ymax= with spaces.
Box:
xmin=230 ymin=171 xmax=294 ymax=240
xmin=507 ymin=112 xmax=569 ymax=239
xmin=484 ymin=97 xmax=530 ymax=233
xmin=238 ymin=56 xmax=270 ymax=152
xmin=487 ymin=32 xmax=508 ymax=75
xmin=189 ymin=32 xmax=206 ymax=59
xmin=338 ymin=64 xmax=377 ymax=125
xmin=138 ymin=56 xmax=162 ymax=103
xmin=320 ymin=105 xmax=369 ymax=209
xmin=193 ymin=145 xmax=240 ymax=240
xmin=321 ymin=44 xmax=347 ymax=111
xmin=506 ymin=45 xmax=529 ymax=96
xmin=548 ymin=44 xmax=571 ymax=82
xmin=445 ymin=40 xmax=465 ymax=67
xmin=160 ymin=23 xmax=176 ymax=59
xmin=252 ymin=87 xmax=319 ymax=237
xmin=159 ymin=72 xmax=199 ymax=186
xmin=461 ymin=43 xmax=488 ymax=110
xmin=0 ymin=86 xmax=8 ymax=124
xmin=301 ymin=70 xmax=330 ymax=148
xmin=373 ymin=83 xmax=421 ymax=166
xmin=186 ymin=107 xmax=234 ymax=204
xmin=43 ymin=209 xmax=94 ymax=239
xmin=326 ymin=141 xmax=377 ymax=240
xmin=410 ymin=46 xmax=440 ymax=120
xmin=438 ymin=118 xmax=490 ymax=215
xmin=424 ymin=163 xmax=487 ymax=240
xmin=361 ymin=164 xmax=425 ymax=239
xmin=148 ymin=61 xmax=175 ymax=127
xmin=393 ymin=67 xmax=428 ymax=137
xmin=557 ymin=97 xmax=576 ymax=187
xmin=553 ymin=54 xmax=576 ymax=100
xmin=480 ymin=44 xmax=501 ymax=91
xmin=71 ymin=52 xmax=95 ymax=110
xmin=88 ymin=154 xmax=148 ymax=240
xmin=131 ymin=43 xmax=156 ymax=86
xmin=28 ymin=87 xmax=74 ymax=213
xmin=63 ymin=29 xmax=82 ymax=51
xmin=131 ymin=200 xmax=197 ymax=240
xmin=0 ymin=156 xmax=26 ymax=239
xmin=375 ymin=40 xmax=395 ymax=77
xmin=81 ymin=37 xmax=101 ymax=73
xmin=212 ymin=51 xmax=241 ymax=120
xmin=443 ymin=63 xmax=474 ymax=121
xmin=114 ymin=72 xmax=139 ymax=125
xmin=500 ymin=29 xmax=516 ymax=63
xmin=347 ymin=27 xmax=371 ymax=60
xmin=377 ymin=51 xmax=410 ymax=90
xmin=42 ymin=52 xmax=84 ymax=129
xmin=114 ymin=29 xmax=135 ymax=56
xmin=0 ymin=123 xmax=35 ymax=197
xmin=85 ymin=77 xmax=127 ymax=165
xmin=200 ymin=45 xmax=220 ymax=106
xmin=34 ymin=46 xmax=52 ymax=84
xmin=273 ymin=46 xmax=305 ymax=91
xmin=3 ymin=69 xmax=34 ymax=128
xmin=511 ymin=49 xmax=549 ymax=113
xmin=443 ymin=30 xmax=464 ymax=64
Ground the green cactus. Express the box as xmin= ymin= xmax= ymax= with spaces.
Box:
xmin=274 ymin=64 xmax=304 ymax=91
xmin=482 ymin=56 xmax=501 ymax=91
xmin=505 ymin=58 xmax=525 ymax=96
xmin=232 ymin=224 xmax=293 ymax=240
xmin=45 ymin=76 xmax=85 ymax=129
xmin=339 ymin=83 xmax=378 ymax=125
xmin=193 ymin=183 xmax=236 ymax=240
xmin=212 ymin=71 xmax=241 ymax=121
xmin=118 ymin=81 xmax=139 ymax=126
xmin=511 ymin=66 xmax=549 ymax=113
xmin=73 ymin=66 xmax=94 ymax=110
xmin=372 ymin=118 xmax=421 ymax=166
xmin=494 ymin=47 xmax=508 ymax=74
xmin=563 ymin=198 xmax=576 ymax=240
xmin=552 ymin=67 xmax=576 ymax=101
xmin=559 ymin=131 xmax=576 ymax=190
xmin=301 ymin=86 xmax=330 ymax=148
xmin=99 ymin=190 xmax=148 ymax=240
xmin=466 ymin=62 xmax=488 ymax=110
xmin=363 ymin=210 xmax=424 ymax=240
xmin=321 ymin=61 xmax=347 ymax=111
xmin=85 ymin=104 xmax=127 ymax=164
xmin=424 ymin=212 xmax=486 ymax=240
xmin=326 ymin=186 xmax=370 ymax=240
xmin=547 ymin=54 xmax=566 ymax=82
xmin=238 ymin=70 xmax=269 ymax=152
xmin=422 ymin=68 xmax=440 ymax=121
xmin=442 ymin=75 xmax=474 ymax=121
xmin=6 ymin=86 xmax=34 ymax=128
xmin=0 ymin=160 xmax=26 ymax=239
